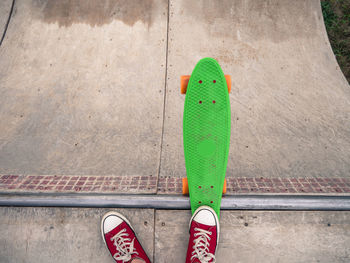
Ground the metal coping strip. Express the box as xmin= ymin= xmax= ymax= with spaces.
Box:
xmin=1 ymin=194 xmax=350 ymax=210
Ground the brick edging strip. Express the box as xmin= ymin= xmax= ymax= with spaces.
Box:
xmin=157 ymin=176 xmax=350 ymax=194
xmin=1 ymin=175 xmax=349 ymax=195
xmin=0 ymin=175 xmax=157 ymax=194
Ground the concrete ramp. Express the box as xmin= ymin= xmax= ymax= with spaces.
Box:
xmin=0 ymin=2 xmax=349 ymax=262
xmin=161 ymin=0 xmax=350 ymax=179
xmin=0 ymin=0 xmax=349 ymax=190
xmin=0 ymin=0 xmax=167 ymax=178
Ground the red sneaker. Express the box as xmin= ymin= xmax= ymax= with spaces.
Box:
xmin=101 ymin=211 xmax=151 ymax=263
xmin=186 ymin=206 xmax=219 ymax=263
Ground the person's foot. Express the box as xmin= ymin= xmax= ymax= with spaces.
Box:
xmin=186 ymin=206 xmax=219 ymax=263
xmin=101 ymin=211 xmax=151 ymax=263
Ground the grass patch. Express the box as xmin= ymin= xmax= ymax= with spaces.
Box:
xmin=321 ymin=0 xmax=350 ymax=83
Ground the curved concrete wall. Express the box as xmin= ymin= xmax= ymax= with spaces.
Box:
xmin=161 ymin=0 xmax=350 ymax=179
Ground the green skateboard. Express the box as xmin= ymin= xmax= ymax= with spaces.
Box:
xmin=181 ymin=58 xmax=231 ymax=218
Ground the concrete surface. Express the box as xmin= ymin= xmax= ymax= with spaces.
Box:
xmin=0 ymin=0 xmax=349 ymax=181
xmin=0 ymin=0 xmax=167 ymax=176
xmin=160 ymin=0 xmax=350 ymax=178
xmin=1 ymin=207 xmax=349 ymax=263
xmin=1 ymin=1 xmax=350 ymax=262
xmin=0 ymin=207 xmax=154 ymax=263
xmin=0 ymin=0 xmax=12 ymax=44
xmin=155 ymin=210 xmax=350 ymax=263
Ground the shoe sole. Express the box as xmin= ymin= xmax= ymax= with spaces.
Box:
xmin=189 ymin=205 xmax=220 ymax=254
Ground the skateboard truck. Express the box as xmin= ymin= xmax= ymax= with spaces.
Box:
xmin=182 ymin=177 xmax=227 ymax=195
xmin=180 ymin=75 xmax=231 ymax=94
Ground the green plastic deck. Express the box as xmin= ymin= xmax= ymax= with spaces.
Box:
xmin=183 ymin=58 xmax=231 ymax=218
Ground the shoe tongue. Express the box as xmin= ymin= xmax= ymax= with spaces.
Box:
xmin=194 ymin=220 xmax=211 ymax=230
xmin=105 ymin=222 xmax=126 ymax=238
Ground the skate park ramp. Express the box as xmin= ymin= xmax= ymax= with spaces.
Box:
xmin=0 ymin=1 xmax=350 ymax=262
xmin=160 ymin=0 xmax=350 ymax=180
xmin=0 ymin=0 xmax=349 ymax=193
xmin=0 ymin=0 xmax=167 ymax=180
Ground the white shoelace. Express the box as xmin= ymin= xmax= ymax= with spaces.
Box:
xmin=191 ymin=227 xmax=216 ymax=263
xmin=110 ymin=228 xmax=138 ymax=262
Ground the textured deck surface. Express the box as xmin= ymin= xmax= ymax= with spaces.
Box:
xmin=183 ymin=58 xmax=230 ymax=215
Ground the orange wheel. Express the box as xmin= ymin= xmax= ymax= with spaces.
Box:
xmin=181 ymin=75 xmax=190 ymax=94
xmin=182 ymin=178 xmax=189 ymax=195
xmin=223 ymin=179 xmax=227 ymax=194
xmin=225 ymin=75 xmax=231 ymax=93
